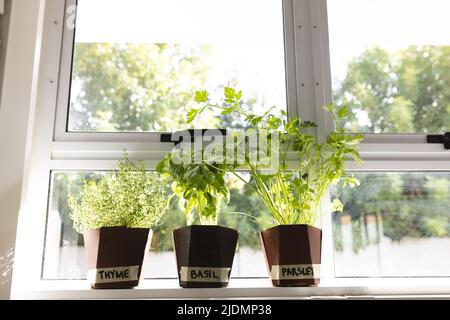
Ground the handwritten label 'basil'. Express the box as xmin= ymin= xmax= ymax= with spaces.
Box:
xmin=180 ymin=267 xmax=230 ymax=283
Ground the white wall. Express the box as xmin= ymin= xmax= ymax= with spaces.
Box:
xmin=0 ymin=0 xmax=44 ymax=299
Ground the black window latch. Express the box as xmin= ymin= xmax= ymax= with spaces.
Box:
xmin=427 ymin=132 xmax=450 ymax=149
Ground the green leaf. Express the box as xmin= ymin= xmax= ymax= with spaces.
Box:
xmin=323 ymin=103 xmax=334 ymax=113
xmin=183 ymin=188 xmax=193 ymax=199
xmin=331 ymin=198 xmax=344 ymax=213
xmin=156 ymin=159 xmax=165 ymax=174
xmin=300 ymin=120 xmax=318 ymax=130
xmin=352 ymin=134 xmax=365 ymax=142
xmin=267 ymin=115 xmax=282 ymax=129
xmin=194 ymin=90 xmax=208 ymax=103
xmin=224 ymin=87 xmax=242 ymax=104
xmin=186 ymin=108 xmax=199 ymax=123
xmin=224 ymin=87 xmax=236 ymax=100
xmin=221 ymin=108 xmax=233 ymax=115
xmin=337 ymin=106 xmax=350 ymax=119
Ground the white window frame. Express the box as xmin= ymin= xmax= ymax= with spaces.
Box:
xmin=11 ymin=0 xmax=450 ymax=299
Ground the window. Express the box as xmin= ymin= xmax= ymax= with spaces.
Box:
xmin=332 ymin=172 xmax=450 ymax=277
xmin=328 ymin=0 xmax=450 ymax=134
xmin=12 ymin=0 xmax=450 ymax=298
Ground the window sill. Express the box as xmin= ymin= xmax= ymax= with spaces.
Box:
xmin=12 ymin=278 xmax=450 ymax=300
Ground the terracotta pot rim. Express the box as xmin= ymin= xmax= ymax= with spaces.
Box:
xmin=262 ymin=224 xmax=322 ymax=233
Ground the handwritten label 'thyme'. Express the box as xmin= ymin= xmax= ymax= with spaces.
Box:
xmin=88 ymin=266 xmax=140 ymax=284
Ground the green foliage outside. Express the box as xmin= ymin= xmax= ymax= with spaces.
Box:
xmin=335 ymin=46 xmax=450 ymax=133
xmin=70 ymin=43 xmax=215 ymax=132
xmin=332 ymin=45 xmax=450 ymax=252
xmin=68 ymin=155 xmax=167 ymax=233
xmin=332 ymin=172 xmax=450 ymax=253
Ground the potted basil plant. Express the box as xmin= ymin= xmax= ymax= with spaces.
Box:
xmin=189 ymin=87 xmax=363 ymax=287
xmin=157 ymin=148 xmax=239 ymax=288
xmin=68 ymin=155 xmax=167 ymax=289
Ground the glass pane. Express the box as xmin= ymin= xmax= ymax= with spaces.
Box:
xmin=42 ymin=171 xmax=269 ymax=280
xmin=332 ymin=172 xmax=450 ymax=277
xmin=328 ymin=0 xmax=450 ymax=133
xmin=68 ymin=0 xmax=286 ymax=132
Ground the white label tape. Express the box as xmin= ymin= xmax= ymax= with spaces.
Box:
xmin=180 ymin=267 xmax=230 ymax=283
xmin=88 ymin=266 xmax=140 ymax=284
xmin=270 ymin=264 xmax=321 ymax=280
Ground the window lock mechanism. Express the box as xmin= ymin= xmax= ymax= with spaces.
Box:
xmin=427 ymin=132 xmax=450 ymax=149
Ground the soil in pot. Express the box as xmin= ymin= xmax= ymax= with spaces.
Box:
xmin=84 ymin=227 xmax=151 ymax=289
xmin=260 ymin=224 xmax=322 ymax=287
xmin=173 ymin=225 xmax=239 ymax=288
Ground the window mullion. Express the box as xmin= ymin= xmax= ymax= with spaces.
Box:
xmin=289 ymin=0 xmax=338 ymax=283
xmin=283 ymin=0 xmax=300 ymax=120
xmin=309 ymin=0 xmax=335 ymax=140
xmin=292 ymin=0 xmax=316 ymax=124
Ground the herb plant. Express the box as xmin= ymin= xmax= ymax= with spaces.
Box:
xmin=68 ymin=155 xmax=167 ymax=233
xmin=188 ymin=87 xmax=363 ymax=226
xmin=156 ymin=149 xmax=230 ymax=226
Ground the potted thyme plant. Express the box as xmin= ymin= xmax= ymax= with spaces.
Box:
xmin=189 ymin=87 xmax=363 ymax=287
xmin=68 ymin=154 xmax=167 ymax=289
xmin=157 ymin=149 xmax=239 ymax=288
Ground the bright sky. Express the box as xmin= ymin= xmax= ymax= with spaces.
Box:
xmin=75 ymin=0 xmax=286 ymax=110
xmin=74 ymin=0 xmax=450 ymax=111
xmin=327 ymin=0 xmax=450 ymax=81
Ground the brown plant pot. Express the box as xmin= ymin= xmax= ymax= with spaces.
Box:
xmin=173 ymin=225 xmax=239 ymax=288
xmin=84 ymin=227 xmax=151 ymax=289
xmin=260 ymin=224 xmax=322 ymax=287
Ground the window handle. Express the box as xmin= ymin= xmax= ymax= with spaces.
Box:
xmin=427 ymin=132 xmax=450 ymax=149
